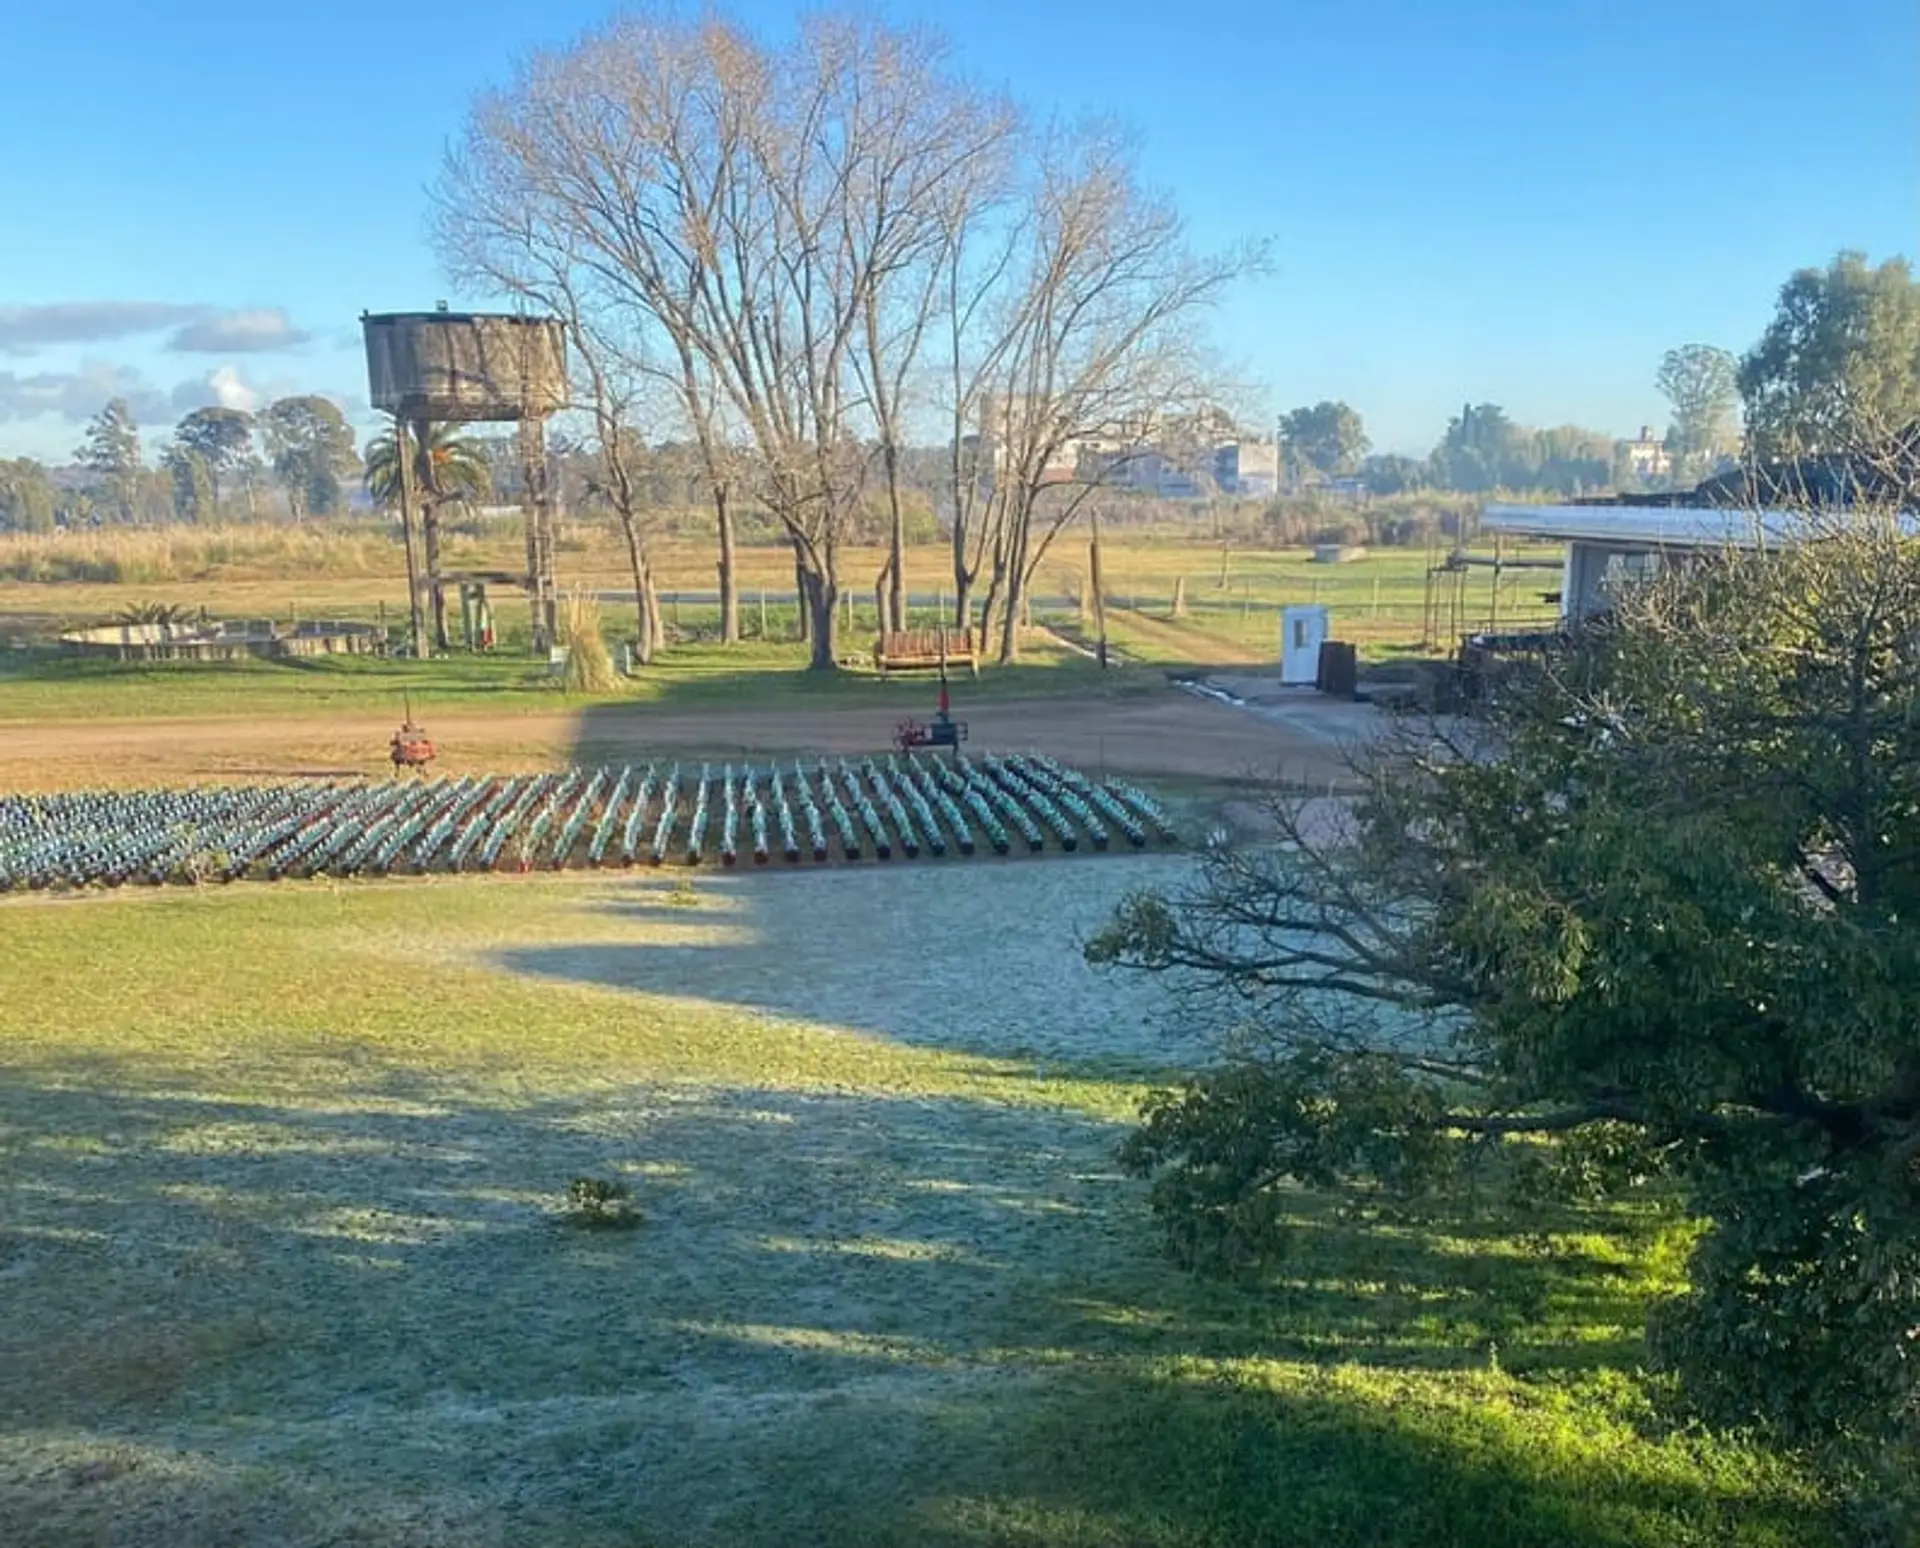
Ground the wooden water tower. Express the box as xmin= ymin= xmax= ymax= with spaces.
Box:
xmin=362 ymin=309 xmax=569 ymax=654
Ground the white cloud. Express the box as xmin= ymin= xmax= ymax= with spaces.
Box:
xmin=0 ymin=302 xmax=206 ymax=354
xmin=207 ymin=366 xmax=260 ymax=412
xmin=0 ymin=362 xmax=175 ymax=428
xmin=166 ymin=309 xmax=310 ymax=353
xmin=0 ymin=302 xmax=310 ymax=358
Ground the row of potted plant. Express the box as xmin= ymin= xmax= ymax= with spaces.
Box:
xmin=1 ymin=752 xmax=1178 ymax=887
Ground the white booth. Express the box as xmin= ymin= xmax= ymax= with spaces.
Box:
xmin=1280 ymin=604 xmax=1330 ymax=685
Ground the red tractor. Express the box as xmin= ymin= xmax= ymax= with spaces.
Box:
xmin=893 ymin=677 xmax=968 ymax=753
xmin=389 ymin=697 xmax=437 ymax=775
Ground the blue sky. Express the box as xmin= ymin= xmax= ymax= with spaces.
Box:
xmin=0 ymin=0 xmax=1913 ymax=461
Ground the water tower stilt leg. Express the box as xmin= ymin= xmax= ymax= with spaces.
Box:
xmin=520 ymin=415 xmax=557 ymax=653
xmin=394 ymin=415 xmax=427 ymax=658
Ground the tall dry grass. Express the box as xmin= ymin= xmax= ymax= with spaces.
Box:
xmin=559 ymin=588 xmax=620 ymax=692
xmin=0 ymin=525 xmax=400 ymax=585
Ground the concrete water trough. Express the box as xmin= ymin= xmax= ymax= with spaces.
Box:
xmin=59 ymin=618 xmax=386 ymax=662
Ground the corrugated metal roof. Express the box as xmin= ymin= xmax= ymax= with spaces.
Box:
xmin=1483 ymin=504 xmax=1836 ymax=549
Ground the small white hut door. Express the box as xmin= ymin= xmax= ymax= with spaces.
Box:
xmin=1280 ymin=605 xmax=1330 ymax=685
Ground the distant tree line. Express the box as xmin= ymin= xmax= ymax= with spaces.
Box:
xmin=0 ymin=394 xmax=365 ymax=532
xmin=4 ymin=248 xmax=1911 ymax=636
xmin=1270 ymin=248 xmax=1920 ymax=502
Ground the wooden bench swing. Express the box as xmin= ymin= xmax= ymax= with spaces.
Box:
xmin=873 ymin=626 xmax=978 ymax=677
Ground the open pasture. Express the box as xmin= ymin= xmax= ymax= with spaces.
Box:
xmin=0 ymin=862 xmax=1841 ymax=1547
xmin=0 ymin=522 xmax=1562 ymax=675
xmin=0 ymin=754 xmax=1177 ymax=889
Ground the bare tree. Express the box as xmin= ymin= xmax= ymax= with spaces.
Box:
xmin=574 ymin=334 xmax=665 ymax=663
xmin=438 ymin=13 xmax=994 ymax=668
xmin=846 ymin=76 xmax=1020 ymax=638
xmin=438 ymin=10 xmax=1251 ymax=669
xmin=956 ymin=125 xmax=1252 ymax=662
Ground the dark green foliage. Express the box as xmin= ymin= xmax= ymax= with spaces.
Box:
xmin=173 ymin=406 xmax=255 ymax=514
xmin=564 ymin=1175 xmax=641 ymax=1230
xmin=1279 ymin=400 xmax=1370 ymax=478
xmin=1091 ymin=520 xmax=1920 ymax=1446
xmin=1739 ymin=250 xmax=1920 ymax=461
xmin=75 ymin=398 xmax=143 ymax=521
xmin=1657 ymin=343 xmax=1739 ymax=475
xmin=1650 ymin=1162 xmax=1920 ymax=1441
xmin=260 ymin=395 xmax=358 ymax=519
xmin=364 ymin=421 xmax=491 ymax=508
xmin=0 ymin=457 xmax=57 ymax=532
xmin=163 ymin=444 xmax=214 ymax=522
xmin=1118 ymin=1052 xmax=1456 ymax=1271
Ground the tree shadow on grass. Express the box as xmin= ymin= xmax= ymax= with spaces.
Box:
xmin=490 ymin=860 xmax=1208 ymax=1073
xmin=0 ymin=1061 xmax=1834 ymax=1548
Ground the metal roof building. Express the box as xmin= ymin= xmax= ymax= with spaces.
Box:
xmin=1480 ymin=504 xmax=1918 ymax=624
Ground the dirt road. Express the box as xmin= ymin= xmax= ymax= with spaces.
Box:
xmin=0 ymin=687 xmax=1359 ymax=791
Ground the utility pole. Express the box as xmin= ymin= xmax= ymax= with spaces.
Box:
xmin=1089 ymin=505 xmax=1109 ymax=670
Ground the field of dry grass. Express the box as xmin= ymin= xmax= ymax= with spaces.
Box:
xmin=0 ymin=518 xmax=1561 ymax=663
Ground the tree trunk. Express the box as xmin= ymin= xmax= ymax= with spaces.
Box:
xmin=884 ymin=443 xmax=907 ymax=639
xmin=423 ymin=501 xmax=450 ymax=651
xmin=617 ymin=509 xmax=651 ymax=663
xmin=634 ymin=565 xmax=654 ymax=666
xmin=802 ymin=568 xmax=838 ymax=670
xmin=644 ymin=569 xmax=664 ymax=655
xmin=793 ymin=549 xmax=811 ymax=643
xmin=999 ymin=565 xmax=1024 ymax=664
xmin=951 ymin=514 xmax=974 ymax=634
xmin=874 ymin=565 xmax=892 ymax=639
xmin=715 ymin=483 xmax=739 ymax=644
xmin=979 ymin=564 xmax=1004 ymax=664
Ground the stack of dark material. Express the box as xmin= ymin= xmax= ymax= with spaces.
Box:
xmin=1315 ymin=640 xmax=1360 ymax=698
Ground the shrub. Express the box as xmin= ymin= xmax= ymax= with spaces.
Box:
xmin=563 ymin=1176 xmax=641 ymax=1230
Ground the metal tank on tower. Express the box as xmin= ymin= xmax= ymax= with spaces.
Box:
xmin=361 ymin=307 xmax=569 ymax=654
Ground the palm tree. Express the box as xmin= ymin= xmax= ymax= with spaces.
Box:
xmin=366 ymin=422 xmax=489 ymax=650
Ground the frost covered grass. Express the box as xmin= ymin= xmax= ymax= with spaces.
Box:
xmin=0 ymin=863 xmax=1844 ymax=1546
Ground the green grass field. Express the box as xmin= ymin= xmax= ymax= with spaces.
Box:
xmin=0 ymin=636 xmax=1152 ymax=724
xmin=0 ymin=862 xmax=1841 ymax=1547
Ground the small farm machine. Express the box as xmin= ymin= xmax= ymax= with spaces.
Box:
xmin=389 ymin=696 xmax=437 ymax=774
xmin=893 ymin=670 xmax=969 ymax=754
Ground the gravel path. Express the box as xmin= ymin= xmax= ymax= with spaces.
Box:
xmin=0 ymin=689 xmax=1356 ymax=790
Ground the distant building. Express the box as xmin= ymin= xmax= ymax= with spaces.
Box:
xmin=1621 ymin=426 xmax=1671 ymax=482
xmin=973 ymin=396 xmax=1277 ymax=501
xmin=1082 ymin=445 xmax=1204 ymax=499
xmin=1214 ymin=440 xmax=1278 ymax=497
